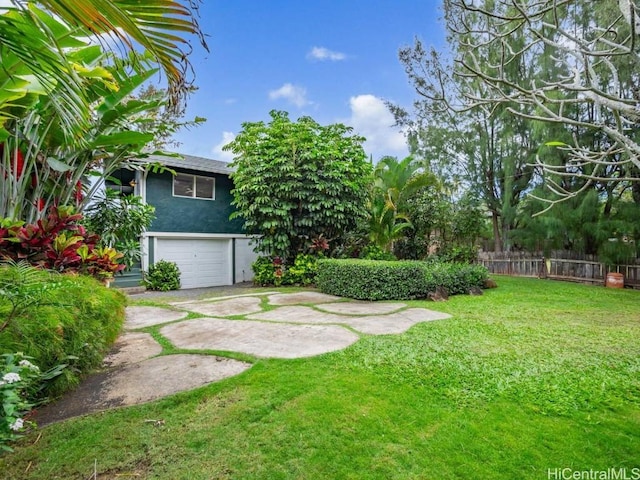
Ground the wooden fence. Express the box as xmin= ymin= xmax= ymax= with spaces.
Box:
xmin=477 ymin=251 xmax=640 ymax=289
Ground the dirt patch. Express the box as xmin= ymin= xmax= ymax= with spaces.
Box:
xmin=35 ymin=354 xmax=251 ymax=426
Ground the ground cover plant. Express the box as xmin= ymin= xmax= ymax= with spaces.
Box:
xmin=1 ymin=276 xmax=639 ymax=478
xmin=0 ymin=264 xmax=126 ymax=398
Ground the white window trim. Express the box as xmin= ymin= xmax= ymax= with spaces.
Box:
xmin=172 ymin=173 xmax=216 ymax=200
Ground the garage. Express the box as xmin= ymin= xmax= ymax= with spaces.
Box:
xmin=154 ymin=238 xmax=232 ymax=289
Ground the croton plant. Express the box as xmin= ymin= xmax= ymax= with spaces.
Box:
xmin=0 ymin=205 xmax=125 ymax=279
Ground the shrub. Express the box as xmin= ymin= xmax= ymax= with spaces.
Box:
xmin=316 ymin=259 xmax=489 ymax=300
xmin=359 ymin=244 xmax=397 ymax=261
xmin=83 ymin=191 xmax=156 ymax=270
xmin=144 ymin=260 xmax=181 ymax=291
xmin=0 ymin=265 xmax=126 ymax=398
xmin=283 ymin=253 xmax=319 ymax=286
xmin=316 ymin=259 xmax=429 ymax=300
xmin=434 ymin=244 xmax=479 ymax=264
xmin=252 ymin=254 xmax=320 ymax=286
xmin=423 ymin=262 xmax=488 ymax=295
xmin=0 ymin=205 xmax=125 ymax=279
xmin=252 ymin=256 xmax=280 ymax=286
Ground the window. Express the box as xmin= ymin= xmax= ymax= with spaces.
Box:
xmin=173 ymin=173 xmax=215 ymax=200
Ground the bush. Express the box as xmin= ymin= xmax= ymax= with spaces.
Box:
xmin=360 ymin=244 xmax=397 ymax=261
xmin=316 ymin=259 xmax=489 ymax=300
xmin=0 ymin=353 xmax=65 ymax=452
xmin=434 ymin=244 xmax=479 ymax=264
xmin=252 ymin=254 xmax=320 ymax=287
xmin=0 ymin=265 xmax=126 ymax=398
xmin=0 ymin=206 xmax=125 ymax=279
xmin=316 ymin=259 xmax=429 ymax=300
xmin=283 ymin=253 xmax=319 ymax=286
xmin=252 ymin=256 xmax=280 ymax=286
xmin=423 ymin=262 xmax=488 ymax=295
xmin=144 ymin=260 xmax=181 ymax=291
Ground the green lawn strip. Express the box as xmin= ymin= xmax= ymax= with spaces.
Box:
xmin=2 ymin=276 xmax=639 ymax=479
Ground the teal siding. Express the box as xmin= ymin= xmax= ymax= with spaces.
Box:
xmin=114 ymin=262 xmax=143 ymax=288
xmin=146 ymin=170 xmax=244 ymax=234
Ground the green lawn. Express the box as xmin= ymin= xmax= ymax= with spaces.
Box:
xmin=2 ymin=276 xmax=639 ymax=479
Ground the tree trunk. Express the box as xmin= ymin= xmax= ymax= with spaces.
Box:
xmin=492 ymin=211 xmax=502 ymax=252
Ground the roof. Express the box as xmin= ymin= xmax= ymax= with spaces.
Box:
xmin=146 ymin=153 xmax=233 ymax=175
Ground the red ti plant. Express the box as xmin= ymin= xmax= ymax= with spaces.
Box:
xmin=0 ymin=205 xmax=125 ymax=279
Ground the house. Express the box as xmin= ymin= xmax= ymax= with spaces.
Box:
xmin=112 ymin=153 xmax=258 ymax=289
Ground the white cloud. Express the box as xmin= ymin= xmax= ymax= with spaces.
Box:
xmin=345 ymin=94 xmax=408 ymax=160
xmin=307 ymin=46 xmax=347 ymax=61
xmin=211 ymin=131 xmax=236 ymax=162
xmin=268 ymin=83 xmax=310 ymax=108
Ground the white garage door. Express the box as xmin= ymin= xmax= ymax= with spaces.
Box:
xmin=155 ymin=238 xmax=231 ymax=289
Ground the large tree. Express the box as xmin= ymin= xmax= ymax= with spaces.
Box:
xmin=391 ymin=26 xmax=537 ymax=251
xmin=224 ymin=111 xmax=373 ymax=261
xmin=434 ymin=0 xmax=640 ymax=206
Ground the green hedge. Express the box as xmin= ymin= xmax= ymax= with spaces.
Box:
xmin=316 ymin=259 xmax=488 ymax=300
xmin=424 ymin=262 xmax=488 ymax=295
xmin=0 ymin=268 xmax=126 ymax=398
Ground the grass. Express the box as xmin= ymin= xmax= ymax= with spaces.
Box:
xmin=2 ymin=276 xmax=639 ymax=479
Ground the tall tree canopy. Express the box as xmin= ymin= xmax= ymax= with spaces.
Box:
xmin=431 ymin=0 xmax=639 ymax=204
xmin=224 ymin=110 xmax=373 ymax=261
xmin=392 ymin=0 xmax=640 ymax=252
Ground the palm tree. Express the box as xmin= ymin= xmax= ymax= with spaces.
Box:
xmin=0 ymin=0 xmax=206 ymax=139
xmin=369 ymin=156 xmax=436 ymax=252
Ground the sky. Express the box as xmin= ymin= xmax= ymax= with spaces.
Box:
xmin=169 ymin=1 xmax=448 ymax=163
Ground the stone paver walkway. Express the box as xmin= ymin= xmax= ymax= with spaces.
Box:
xmin=37 ymin=291 xmax=450 ymax=425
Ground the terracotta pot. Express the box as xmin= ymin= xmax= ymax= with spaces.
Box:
xmin=605 ymin=272 xmax=624 ymax=288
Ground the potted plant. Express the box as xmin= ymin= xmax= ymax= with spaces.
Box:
xmin=599 ymin=237 xmax=635 ymax=288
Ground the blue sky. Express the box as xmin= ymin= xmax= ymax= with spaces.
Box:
xmin=171 ymin=1 xmax=447 ymax=162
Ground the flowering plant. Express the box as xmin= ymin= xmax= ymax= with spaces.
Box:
xmin=1 ymin=353 xmax=43 ymax=452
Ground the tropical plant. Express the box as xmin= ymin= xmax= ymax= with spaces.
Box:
xmin=0 ymin=206 xmax=125 ymax=278
xmin=0 ymin=261 xmax=57 ymax=334
xmin=0 ymin=0 xmax=206 ymax=140
xmin=368 ymin=156 xmax=436 ymax=252
xmin=1 ymin=353 xmax=43 ymax=452
xmin=0 ymin=2 xmax=206 ymax=224
xmin=83 ymin=190 xmax=156 ymax=269
xmin=0 ymin=272 xmax=126 ymax=398
xmin=144 ymin=260 xmax=181 ymax=291
xmin=225 ymin=110 xmax=372 ymax=261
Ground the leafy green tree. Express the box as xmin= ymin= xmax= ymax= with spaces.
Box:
xmin=224 ymin=111 xmax=373 ymax=260
xmin=390 ymin=5 xmax=540 ymax=251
